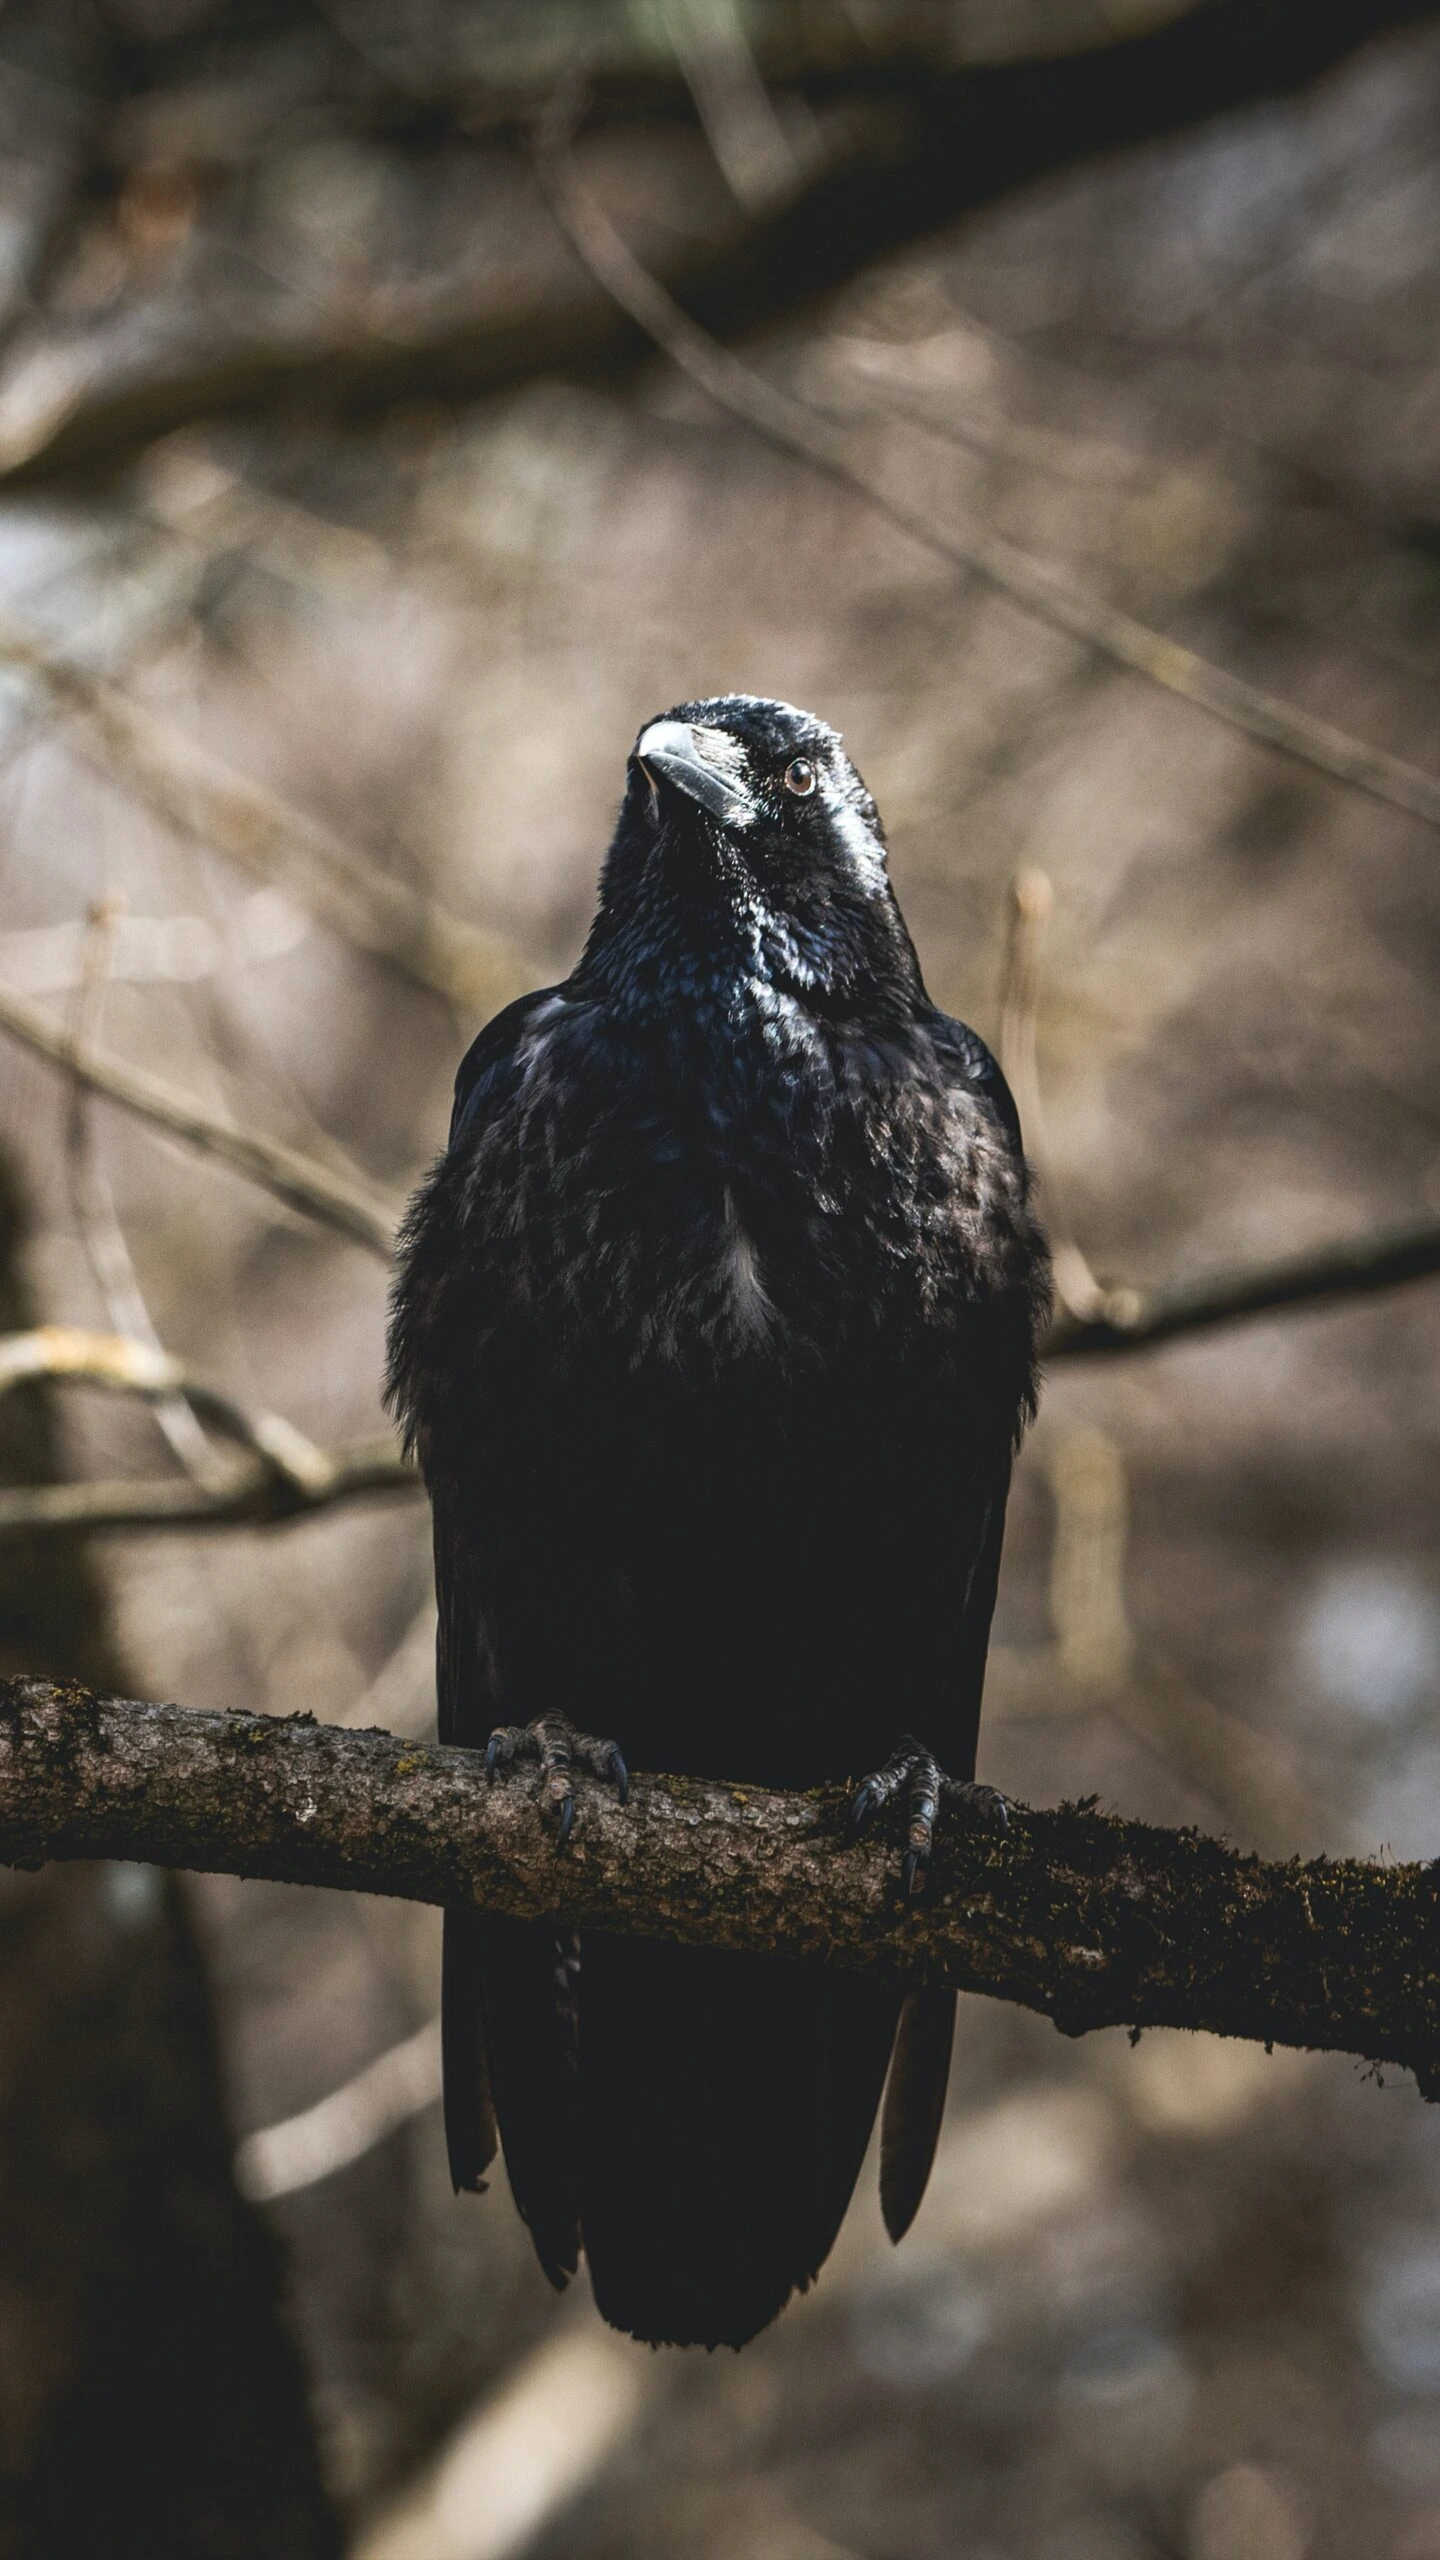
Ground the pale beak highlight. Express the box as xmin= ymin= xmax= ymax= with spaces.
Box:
xmin=635 ymin=721 xmax=755 ymax=827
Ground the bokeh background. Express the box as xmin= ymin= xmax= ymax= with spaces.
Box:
xmin=1 ymin=3 xmax=1440 ymax=2555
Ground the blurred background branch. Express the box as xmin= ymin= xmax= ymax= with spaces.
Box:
xmin=538 ymin=90 xmax=1440 ymax=841
xmin=0 ymin=974 xmax=398 ymax=1253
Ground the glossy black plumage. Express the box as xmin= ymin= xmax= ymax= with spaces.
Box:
xmin=387 ymin=694 xmax=1049 ymax=2347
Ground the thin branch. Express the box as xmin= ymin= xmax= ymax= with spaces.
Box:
xmin=990 ymin=877 xmax=1440 ymax=1356
xmin=337 ymin=1600 xmax=437 ymax=1734
xmin=0 ymin=2 xmax=1420 ymax=492
xmin=1045 ymin=1214 xmax=1440 ymax=1355
xmin=1040 ymin=1424 xmax=1345 ymax=1850
xmin=0 ymin=1324 xmax=321 ymax=1478
xmin=0 ymin=974 xmax=397 ymax=1258
xmin=662 ymin=0 xmax=813 ymax=215
xmin=0 ymin=614 xmax=533 ymax=1018
xmin=2 ymin=1678 xmax=1437 ymax=2092
xmin=0 ymin=1328 xmax=415 ymax=1532
xmin=64 ymin=898 xmax=221 ymax=1482
xmin=996 ymin=868 xmax=1110 ymax=1328
xmin=7 ymin=1194 xmax=1436 ymax=1543
xmin=233 ymin=2015 xmax=441 ymax=2204
xmin=0 ymin=1441 xmax=413 ymax=1535
xmin=537 ymin=110 xmax=1440 ymax=848
xmin=357 ymin=2317 xmax=652 ymax=2560
xmin=0 ymin=949 xmax=1436 ymax=1546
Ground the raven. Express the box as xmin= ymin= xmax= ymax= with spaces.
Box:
xmin=387 ymin=695 xmax=1049 ymax=2348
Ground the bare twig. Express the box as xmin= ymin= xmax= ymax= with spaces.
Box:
xmin=0 ymin=1442 xmax=414 ymax=1536
xmin=0 ymin=1328 xmax=415 ymax=1531
xmin=233 ymin=2015 xmax=441 ymax=2204
xmin=0 ymin=945 xmax=1436 ymax=1560
xmin=0 ymin=974 xmax=397 ymax=1258
xmin=337 ymin=1601 xmax=437 ymax=1734
xmin=2 ymin=1677 xmax=1438 ymax=2091
xmin=63 ymin=899 xmax=221 ymax=1482
xmin=0 ymin=2 xmax=1416 ymax=493
xmin=0 ymin=1324 xmax=319 ymax=1476
xmin=537 ymin=113 xmax=1440 ymax=848
xmin=1045 ymin=1214 xmax=1440 ymax=1355
xmin=0 ymin=615 xmax=532 ymax=1018
xmin=1041 ymin=1425 xmax=1343 ymax=1849
xmin=357 ymin=2318 xmax=653 ymax=2560
xmin=8 ymin=1191 xmax=1436 ymax=1546
xmin=988 ymin=871 xmax=1440 ymax=1357
xmin=663 ymin=0 xmax=812 ymax=214
xmin=996 ymin=869 xmax=1109 ymax=1326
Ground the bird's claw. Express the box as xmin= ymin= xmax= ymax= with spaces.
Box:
xmin=850 ymin=1737 xmax=1007 ymax=1899
xmin=483 ymin=1711 xmax=629 ymax=1847
xmin=946 ymin=1777 xmax=1010 ymax=1836
xmin=848 ymin=1780 xmax=878 ymax=1836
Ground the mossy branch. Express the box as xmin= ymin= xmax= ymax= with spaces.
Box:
xmin=3 ymin=1677 xmax=1436 ymax=2097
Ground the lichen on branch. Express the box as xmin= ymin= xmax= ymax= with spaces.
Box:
xmin=1 ymin=1675 xmax=1436 ymax=2095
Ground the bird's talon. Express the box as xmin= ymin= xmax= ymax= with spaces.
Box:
xmin=483 ymin=1711 xmax=629 ymax=1839
xmin=484 ymin=1723 xmax=529 ymax=1778
xmin=947 ymin=1778 xmax=1011 ymax=1836
xmin=851 ymin=1738 xmax=986 ymax=1893
xmin=849 ymin=1781 xmax=876 ymax=1835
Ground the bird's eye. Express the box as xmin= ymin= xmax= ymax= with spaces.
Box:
xmin=783 ymin=758 xmax=817 ymax=798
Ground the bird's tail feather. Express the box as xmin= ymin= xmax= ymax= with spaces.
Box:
xmin=576 ymin=1933 xmax=901 ymax=2348
xmin=447 ymin=1908 xmax=581 ymax=2289
xmin=441 ymin=1908 xmax=499 ymax=2193
xmin=879 ymin=1984 xmax=956 ymax=2243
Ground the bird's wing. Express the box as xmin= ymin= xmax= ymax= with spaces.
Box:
xmin=884 ymin=1015 xmax=1029 ymax=2249
xmin=448 ymin=983 xmax=564 ymax=1148
xmin=433 ymin=1490 xmax=499 ymax=2192
xmin=435 ymin=1481 xmax=582 ymax=2276
xmin=927 ymin=1008 xmax=1024 ymax=1152
xmin=424 ymin=988 xmax=584 ymax=2276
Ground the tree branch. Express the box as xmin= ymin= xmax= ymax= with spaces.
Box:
xmin=537 ymin=106 xmax=1440 ymax=850
xmin=0 ymin=974 xmax=396 ymax=1258
xmin=0 ymin=1327 xmax=415 ymax=1532
xmin=0 ymin=1441 xmax=412 ymax=1536
xmin=0 ymin=617 xmax=531 ymax=1018
xmin=0 ymin=1 xmax=1425 ymax=488
xmin=62 ymin=898 xmax=221 ymax=1482
xmin=0 ymin=944 xmax=1436 ymax=1552
xmin=7 ymin=919 xmax=1440 ymax=1364
xmin=2 ymin=1676 xmax=1437 ymax=2092
xmin=7 ymin=1191 xmax=1432 ymax=1540
xmin=1045 ymin=1213 xmax=1440 ymax=1354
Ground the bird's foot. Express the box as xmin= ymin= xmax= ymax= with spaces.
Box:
xmin=850 ymin=1736 xmax=1008 ymax=1898
xmin=485 ymin=1711 xmax=629 ymax=1847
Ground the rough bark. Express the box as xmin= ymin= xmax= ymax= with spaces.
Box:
xmin=4 ymin=1676 xmax=1437 ymax=2098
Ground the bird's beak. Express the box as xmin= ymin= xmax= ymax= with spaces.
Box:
xmin=634 ymin=721 xmax=755 ymax=827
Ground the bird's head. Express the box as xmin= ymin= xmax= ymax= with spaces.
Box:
xmin=578 ymin=694 xmax=924 ymax=1028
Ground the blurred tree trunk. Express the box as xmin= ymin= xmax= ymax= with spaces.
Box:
xmin=0 ymin=1154 xmax=339 ymax=2560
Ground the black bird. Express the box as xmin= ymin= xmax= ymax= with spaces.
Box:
xmin=387 ymin=695 xmax=1049 ymax=2348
